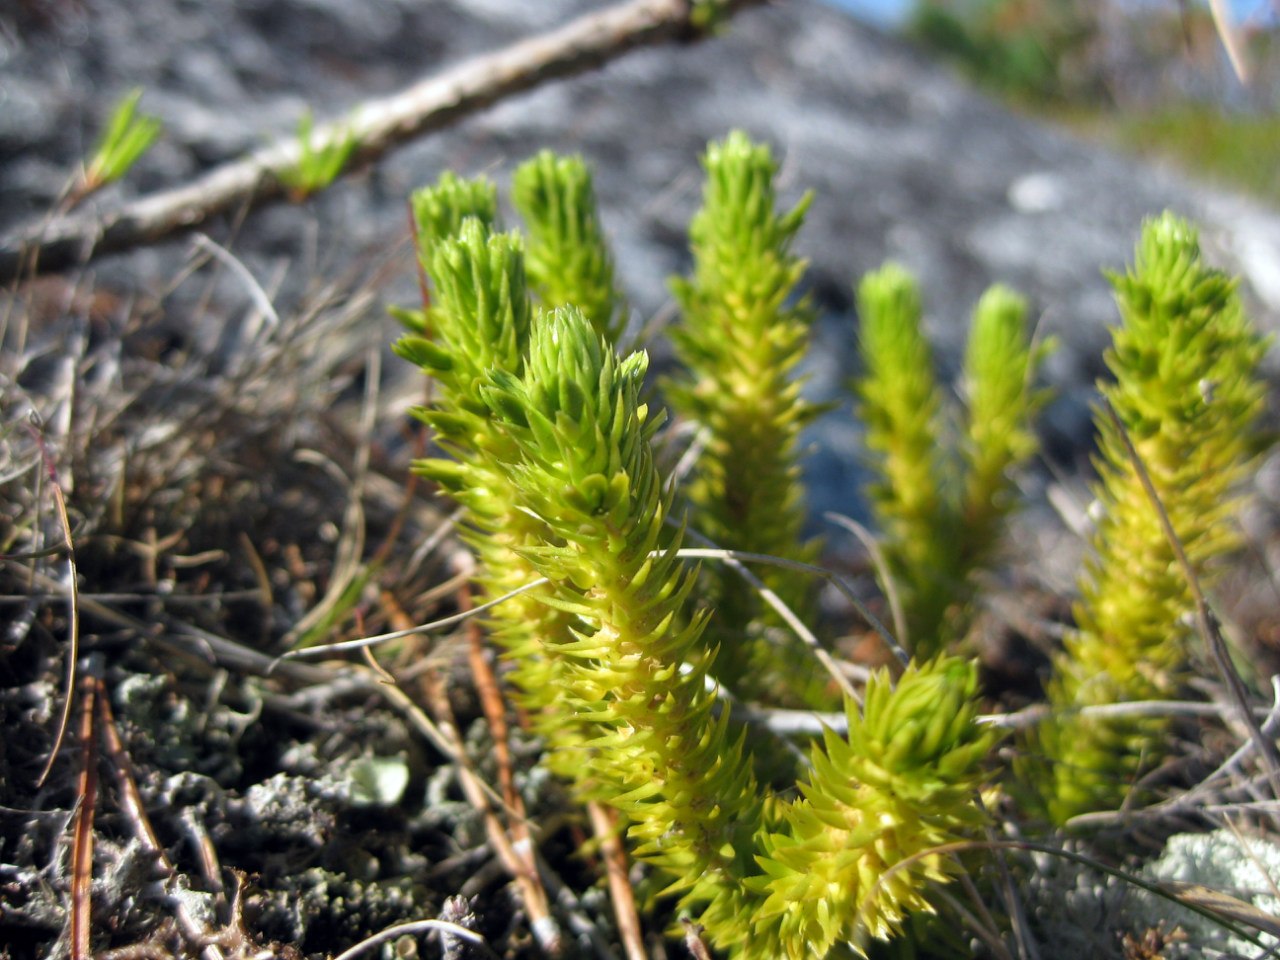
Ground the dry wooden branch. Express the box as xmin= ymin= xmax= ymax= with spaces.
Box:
xmin=0 ymin=0 xmax=763 ymax=284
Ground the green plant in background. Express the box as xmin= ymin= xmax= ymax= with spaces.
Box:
xmin=1028 ymin=212 xmax=1270 ymax=825
xmin=855 ymin=265 xmax=951 ymax=653
xmin=412 ymin=170 xmax=499 ymax=254
xmin=1110 ymin=105 xmax=1280 ymax=208
xmin=855 ymin=266 xmax=1051 ymax=658
xmin=391 ymin=216 xmax=575 ymax=738
xmin=512 ymin=150 xmax=625 ymax=343
xmin=665 ymin=131 xmax=829 ymax=707
xmin=279 ymin=108 xmax=361 ymax=201
xmin=80 ymin=88 xmax=162 ymax=195
xmin=960 ymin=285 xmax=1055 ymax=577
xmin=907 ymin=0 xmax=1103 ymax=104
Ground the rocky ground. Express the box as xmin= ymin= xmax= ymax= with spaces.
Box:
xmin=3 ymin=1 xmax=1280 ymax=958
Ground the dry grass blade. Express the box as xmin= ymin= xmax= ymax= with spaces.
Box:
xmin=33 ymin=421 xmax=80 ymax=789
xmin=274 ymin=576 xmax=554 ymax=663
xmin=328 ymin=918 xmax=497 ymax=960
xmin=587 ymin=802 xmax=646 ymax=960
xmin=825 ymin=510 xmax=909 ymax=654
xmin=1165 ymin=882 xmax=1280 ymax=938
xmin=676 ymin=531 xmax=864 ymax=697
xmin=673 ymin=545 xmax=908 ymax=672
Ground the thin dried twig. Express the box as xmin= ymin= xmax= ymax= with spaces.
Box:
xmin=458 ymin=579 xmax=558 ymax=948
xmin=587 ymin=803 xmax=647 ymax=960
xmin=824 ymin=510 xmax=909 ymax=653
xmin=727 ymin=695 xmax=1276 ymax=740
xmin=1068 ymin=677 xmax=1280 ymax=828
xmin=69 ymin=659 xmax=99 ymax=960
xmin=1 ymin=562 xmax=337 ymax=685
xmin=97 ymin=678 xmax=230 ymax=960
xmin=0 ymin=0 xmax=765 ymax=283
xmin=32 ymin=417 xmax=81 ymax=789
xmin=673 ymin=546 xmax=908 ymax=671
xmin=418 ymin=668 xmax=564 ymax=955
xmin=273 ymin=576 xmax=553 ymax=663
xmin=676 ymin=531 xmax=865 ymax=698
xmin=329 ymin=918 xmax=496 ymax=960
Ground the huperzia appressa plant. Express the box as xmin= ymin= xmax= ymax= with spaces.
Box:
xmin=392 ymin=214 xmax=585 ymax=747
xmin=512 ymin=150 xmax=625 ymax=343
xmin=855 ymin=265 xmax=1051 ymax=658
xmin=412 ymin=170 xmax=499 ymax=254
xmin=393 ymin=171 xmax=501 ymax=334
xmin=959 ymin=284 xmax=1055 ymax=572
xmin=458 ymin=303 xmax=998 ymax=957
xmin=752 ymin=657 xmax=997 ymax=958
xmin=479 ymin=305 xmax=768 ymax=940
xmin=665 ymin=131 xmax=829 ymax=707
xmin=855 ymin=265 xmax=952 ymax=653
xmin=1028 ymin=211 xmax=1270 ymax=825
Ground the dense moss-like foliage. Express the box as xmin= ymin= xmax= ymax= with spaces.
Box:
xmin=666 ymin=131 xmax=828 ymax=706
xmin=477 ymin=308 xmax=997 ymax=957
xmin=483 ymin=306 xmax=766 ymax=932
xmin=855 ymin=267 xmax=1050 ymax=657
xmin=392 ymin=202 xmax=585 ymax=761
xmin=392 ymin=142 xmax=1268 ymax=958
xmin=513 ymin=150 xmax=624 ymax=342
xmin=752 ymin=658 xmax=996 ymax=958
xmin=1029 ymin=212 xmax=1270 ymax=824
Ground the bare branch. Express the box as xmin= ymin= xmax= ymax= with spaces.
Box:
xmin=1 ymin=0 xmax=763 ymax=284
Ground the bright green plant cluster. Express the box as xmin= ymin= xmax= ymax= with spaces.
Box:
xmin=665 ymin=131 xmax=828 ymax=706
xmin=393 ymin=216 xmax=587 ymax=762
xmin=418 ymin=301 xmax=996 ymax=957
xmin=81 ymin=88 xmax=162 ymax=195
xmin=411 ymin=170 xmax=499 ymax=254
xmin=854 ymin=266 xmax=1052 ymax=657
xmin=512 ymin=150 xmax=625 ymax=342
xmin=391 ymin=133 xmax=1273 ymax=955
xmin=394 ymin=138 xmax=1000 ymax=956
xmin=393 ymin=152 xmax=641 ymax=779
xmin=279 ymin=108 xmax=361 ymax=201
xmin=1028 ymin=212 xmax=1270 ymax=825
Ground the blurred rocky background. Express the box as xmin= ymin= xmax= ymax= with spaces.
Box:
xmin=2 ymin=0 xmax=1277 ymax=559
